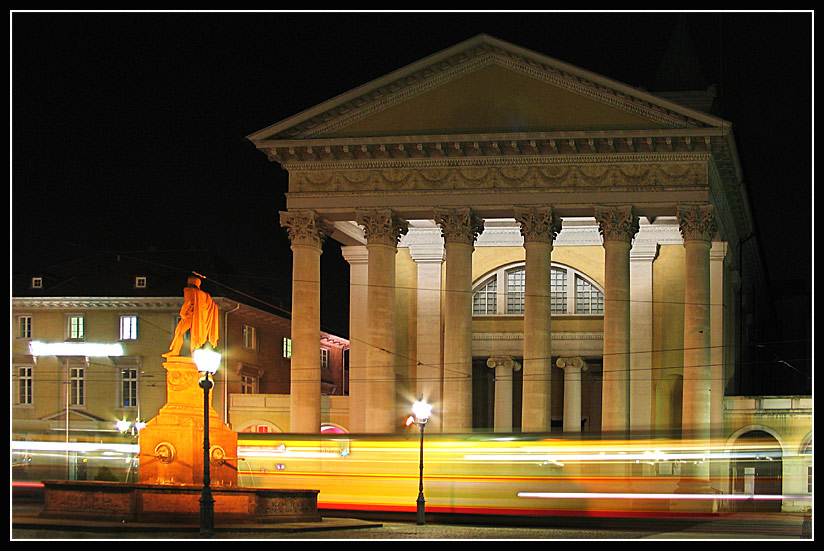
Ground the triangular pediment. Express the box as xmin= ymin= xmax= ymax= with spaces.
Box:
xmin=248 ymin=34 xmax=725 ymax=145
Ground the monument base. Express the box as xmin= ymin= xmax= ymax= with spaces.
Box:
xmin=139 ymin=355 xmax=238 ymax=486
xmin=39 ymin=480 xmax=321 ymax=524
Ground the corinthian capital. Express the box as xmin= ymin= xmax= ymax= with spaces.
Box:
xmin=677 ymin=203 xmax=717 ymax=242
xmin=514 ymin=206 xmax=562 ymax=244
xmin=355 ymin=209 xmax=409 ymax=247
xmin=280 ymin=210 xmax=335 ymax=248
xmin=594 ymin=205 xmax=639 ymax=243
xmin=434 ymin=207 xmax=484 ymax=245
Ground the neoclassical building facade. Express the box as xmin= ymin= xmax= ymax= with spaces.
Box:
xmin=247 ymin=34 xmax=763 ymax=444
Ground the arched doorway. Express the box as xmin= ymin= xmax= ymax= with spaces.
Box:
xmin=730 ymin=429 xmax=783 ymax=512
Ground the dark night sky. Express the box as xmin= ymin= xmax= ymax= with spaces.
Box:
xmin=11 ymin=11 xmax=812 ymax=338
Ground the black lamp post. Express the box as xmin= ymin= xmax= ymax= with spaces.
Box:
xmin=409 ymin=399 xmax=432 ymax=525
xmin=194 ymin=346 xmax=221 ymax=538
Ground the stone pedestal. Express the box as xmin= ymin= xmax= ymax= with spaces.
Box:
xmin=39 ymin=480 xmax=321 ymax=524
xmin=138 ymin=355 xmax=238 ymax=486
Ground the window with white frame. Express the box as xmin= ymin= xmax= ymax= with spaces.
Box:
xmin=120 ymin=367 xmax=138 ymax=408
xmin=66 ymin=314 xmax=85 ymax=341
xmin=283 ymin=337 xmax=292 ymax=359
xmin=550 ymin=267 xmax=568 ymax=314
xmin=241 ymin=374 xmax=258 ymax=394
xmin=120 ymin=315 xmax=138 ymax=340
xmin=575 ymin=275 xmax=604 ymax=314
xmin=472 ymin=276 xmax=497 ymax=315
xmin=242 ymin=324 xmax=257 ymax=349
xmin=17 ymin=315 xmax=32 ymax=339
xmin=320 ymin=347 xmax=330 ymax=369
xmin=472 ymin=262 xmax=604 ymax=316
xmin=505 ymin=269 xmax=526 ymax=314
xmin=14 ymin=365 xmax=33 ymax=405
xmin=69 ymin=362 xmax=85 ymax=407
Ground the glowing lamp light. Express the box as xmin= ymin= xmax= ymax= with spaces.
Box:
xmin=116 ymin=420 xmax=132 ymax=433
xmin=411 ymin=399 xmax=432 ymax=424
xmin=193 ymin=346 xmax=221 ymax=375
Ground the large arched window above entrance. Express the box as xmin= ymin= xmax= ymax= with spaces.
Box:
xmin=472 ymin=262 xmax=604 ymax=316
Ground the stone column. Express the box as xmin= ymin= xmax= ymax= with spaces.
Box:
xmin=515 ymin=206 xmax=561 ymax=432
xmin=629 ymin=240 xmax=659 ymax=434
xmin=595 ymin=205 xmax=639 ymax=436
xmin=280 ymin=210 xmax=334 ymax=433
xmin=486 ymin=356 xmax=521 ymax=432
xmin=709 ymin=242 xmax=727 ymax=441
xmin=556 ymin=356 xmax=588 ymax=433
xmin=434 ymin=208 xmax=483 ymax=432
xmin=356 ymin=209 xmax=408 ymax=433
xmin=709 ymin=241 xmax=728 ymax=494
xmin=341 ymin=245 xmax=369 ymax=433
xmin=677 ymin=204 xmax=716 ymax=442
xmin=676 ymin=203 xmax=717 ymax=496
xmin=408 ymin=243 xmax=444 ymax=433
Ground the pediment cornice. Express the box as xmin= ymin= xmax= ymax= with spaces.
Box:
xmin=261 ymin=130 xmax=720 ymax=167
xmin=248 ymin=34 xmax=728 ymax=152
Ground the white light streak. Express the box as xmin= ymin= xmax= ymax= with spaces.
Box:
xmin=12 ymin=440 xmax=138 ymax=454
xmin=29 ymin=341 xmax=125 ymax=357
xmin=518 ymin=492 xmax=811 ymax=501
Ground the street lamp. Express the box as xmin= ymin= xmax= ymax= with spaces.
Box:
xmin=194 ymin=344 xmax=221 ymax=538
xmin=408 ymin=398 xmax=432 ymax=525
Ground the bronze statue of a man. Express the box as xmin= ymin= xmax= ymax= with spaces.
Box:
xmin=169 ymin=275 xmax=220 ymax=356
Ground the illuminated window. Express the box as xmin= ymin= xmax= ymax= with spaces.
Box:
xmin=120 ymin=367 xmax=138 ymax=408
xmin=17 ymin=315 xmax=32 ymax=339
xmin=14 ymin=365 xmax=33 ymax=405
xmin=31 ymin=277 xmax=42 ymax=289
xmin=66 ymin=314 xmax=85 ymax=341
xmin=320 ymin=347 xmax=330 ymax=369
xmin=283 ymin=337 xmax=292 ymax=359
xmin=472 ymin=262 xmax=603 ymax=316
xmin=120 ymin=315 xmax=138 ymax=340
xmin=242 ymin=324 xmax=257 ymax=349
xmin=135 ymin=276 xmax=147 ymax=288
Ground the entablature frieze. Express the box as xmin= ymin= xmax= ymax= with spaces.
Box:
xmin=285 ymin=158 xmax=709 ymax=196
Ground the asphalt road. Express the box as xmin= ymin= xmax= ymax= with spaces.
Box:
xmin=12 ymin=501 xmax=810 ymax=540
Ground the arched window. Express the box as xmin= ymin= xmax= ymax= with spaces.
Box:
xmin=472 ymin=275 xmax=497 ymax=315
xmin=472 ymin=262 xmax=604 ymax=315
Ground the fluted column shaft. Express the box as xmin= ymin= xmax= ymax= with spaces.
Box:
xmin=435 ymin=208 xmax=483 ymax=432
xmin=595 ymin=205 xmax=639 ymax=436
xmin=356 ymin=209 xmax=408 ymax=433
xmin=515 ymin=206 xmax=561 ymax=432
xmin=280 ymin=210 xmax=334 ymax=433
